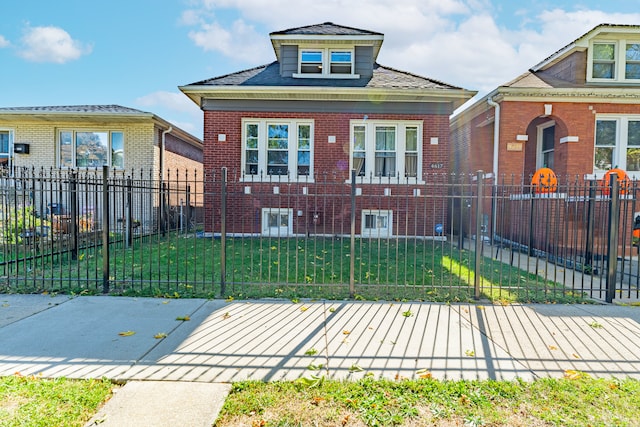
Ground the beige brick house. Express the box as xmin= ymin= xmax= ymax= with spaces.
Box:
xmin=0 ymin=105 xmax=203 ymax=232
xmin=0 ymin=105 xmax=202 ymax=176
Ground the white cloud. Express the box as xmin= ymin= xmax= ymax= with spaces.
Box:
xmin=0 ymin=35 xmax=9 ymax=48
xmin=188 ymin=19 xmax=271 ymax=64
xmin=136 ymin=91 xmax=204 ymax=137
xmin=19 ymin=26 xmax=91 ymax=64
xmin=181 ymin=0 xmax=640 ymax=95
xmin=136 ymin=91 xmax=202 ymax=115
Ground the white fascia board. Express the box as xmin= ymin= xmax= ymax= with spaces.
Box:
xmin=180 ymin=85 xmax=476 ymax=104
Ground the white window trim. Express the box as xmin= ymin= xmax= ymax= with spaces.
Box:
xmin=261 ymin=208 xmax=293 ymax=236
xmin=0 ymin=129 xmax=14 ymax=171
xmin=293 ymin=47 xmax=360 ymax=79
xmin=593 ymin=114 xmax=640 ymax=179
xmin=361 ymin=209 xmax=393 ymax=237
xmin=587 ymin=38 xmax=640 ymax=83
xmin=241 ymin=119 xmax=314 ymax=182
xmin=536 ymin=121 xmax=555 ymax=170
xmin=57 ymin=129 xmax=125 ymax=169
xmin=348 ymin=119 xmax=424 ymax=184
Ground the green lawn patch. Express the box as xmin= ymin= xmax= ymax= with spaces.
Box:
xmin=216 ymin=376 xmax=640 ymax=427
xmin=1 ymin=233 xmax=585 ymax=304
xmin=0 ymin=375 xmax=114 ymax=427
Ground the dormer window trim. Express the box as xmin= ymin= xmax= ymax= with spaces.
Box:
xmin=588 ymin=38 xmax=640 ymax=83
xmin=293 ymin=47 xmax=360 ymax=79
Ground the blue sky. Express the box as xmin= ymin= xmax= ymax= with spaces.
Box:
xmin=2 ymin=1 xmax=640 ymax=140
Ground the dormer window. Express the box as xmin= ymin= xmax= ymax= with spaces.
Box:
xmin=295 ymin=47 xmax=358 ymax=79
xmin=589 ymin=39 xmax=640 ymax=82
xmin=330 ymin=51 xmax=352 ymax=74
xmin=625 ymin=43 xmax=640 ymax=79
xmin=592 ymin=43 xmax=615 ymax=79
xmin=300 ymin=51 xmax=323 ymax=74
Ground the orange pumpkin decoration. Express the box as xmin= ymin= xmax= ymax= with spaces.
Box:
xmin=601 ymin=168 xmax=630 ymax=195
xmin=531 ymin=167 xmax=558 ymax=193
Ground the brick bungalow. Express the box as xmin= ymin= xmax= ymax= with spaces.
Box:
xmin=450 ymin=24 xmax=640 ymax=257
xmin=180 ymin=22 xmax=475 ymax=237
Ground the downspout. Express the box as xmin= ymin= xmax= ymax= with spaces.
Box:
xmin=161 ymin=126 xmax=173 ymax=179
xmin=160 ymin=126 xmax=172 ymax=235
xmin=486 ymin=96 xmax=500 ymax=179
xmin=486 ymin=96 xmax=500 ymax=243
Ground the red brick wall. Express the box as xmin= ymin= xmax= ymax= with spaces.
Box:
xmin=202 ymin=110 xmax=451 ymax=236
xmin=461 ymin=100 xmax=640 ymax=185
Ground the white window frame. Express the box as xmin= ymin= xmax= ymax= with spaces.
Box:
xmin=241 ymin=119 xmax=314 ymax=181
xmin=57 ymin=129 xmax=124 ymax=169
xmin=536 ymin=121 xmax=555 ymax=170
xmin=593 ymin=115 xmax=640 ymax=179
xmin=361 ymin=209 xmax=393 ymax=237
xmin=587 ymin=38 xmax=640 ymax=83
xmin=261 ymin=208 xmax=293 ymax=236
xmin=349 ymin=119 xmax=423 ymax=183
xmin=0 ymin=129 xmax=14 ymax=171
xmin=293 ymin=47 xmax=359 ymax=79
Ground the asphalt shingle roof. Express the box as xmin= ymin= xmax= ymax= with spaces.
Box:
xmin=187 ymin=62 xmax=463 ymax=90
xmin=270 ymin=22 xmax=383 ymax=37
xmin=0 ymin=105 xmax=150 ymax=115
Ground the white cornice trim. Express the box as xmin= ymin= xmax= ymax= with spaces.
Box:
xmin=180 ymin=85 xmax=477 ymax=106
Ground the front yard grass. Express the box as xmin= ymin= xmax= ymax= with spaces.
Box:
xmin=2 ymin=375 xmax=638 ymax=426
xmin=216 ymin=376 xmax=640 ymax=427
xmin=0 ymin=375 xmax=114 ymax=427
xmin=1 ymin=233 xmax=585 ymax=304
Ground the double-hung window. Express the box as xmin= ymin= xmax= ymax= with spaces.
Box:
xmin=300 ymin=51 xmax=323 ymax=74
xmin=58 ymin=130 xmax=124 ymax=168
xmin=592 ymin=43 xmax=616 ymax=79
xmin=243 ymin=119 xmax=314 ymax=180
xmin=296 ymin=48 xmax=356 ymax=78
xmin=594 ymin=116 xmax=640 ymax=176
xmin=589 ymin=39 xmax=640 ymax=82
xmin=350 ymin=120 xmax=422 ymax=181
xmin=625 ymin=43 xmax=640 ymax=79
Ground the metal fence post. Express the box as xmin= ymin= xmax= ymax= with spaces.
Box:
xmin=606 ymin=177 xmax=620 ymax=303
xmin=349 ymin=169 xmax=356 ymax=299
xmin=584 ymin=180 xmax=596 ymax=273
xmin=126 ymin=177 xmax=133 ymax=247
xmin=70 ymin=172 xmax=78 ymax=261
xmin=102 ymin=166 xmax=110 ymax=294
xmin=474 ymin=170 xmax=484 ymax=300
xmin=220 ymin=167 xmax=227 ymax=297
xmin=186 ymin=184 xmax=192 ymax=233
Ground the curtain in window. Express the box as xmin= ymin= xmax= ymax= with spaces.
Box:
xmin=405 ymin=154 xmax=417 ymax=177
xmin=353 ymin=156 xmax=365 ymax=176
xmin=375 ymin=154 xmax=396 ymax=177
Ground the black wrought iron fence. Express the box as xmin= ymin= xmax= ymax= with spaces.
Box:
xmin=0 ymin=166 xmax=638 ymax=303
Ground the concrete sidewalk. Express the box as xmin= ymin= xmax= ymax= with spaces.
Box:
xmin=1 ymin=295 xmax=640 ymax=425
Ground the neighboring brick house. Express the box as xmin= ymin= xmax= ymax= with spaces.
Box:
xmin=0 ymin=105 xmax=202 ymax=176
xmin=180 ymin=22 xmax=475 ymax=237
xmin=450 ymin=24 xmax=640 ymax=255
xmin=451 ymin=23 xmax=640 ymax=181
xmin=0 ymin=105 xmax=203 ymax=231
